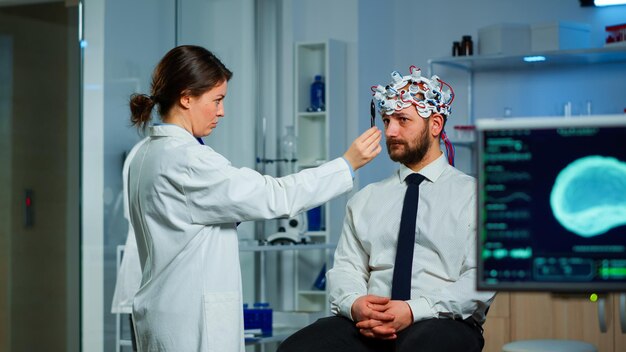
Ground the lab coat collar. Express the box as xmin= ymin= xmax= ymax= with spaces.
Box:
xmin=398 ymin=152 xmax=447 ymax=184
xmin=149 ymin=124 xmax=198 ymax=143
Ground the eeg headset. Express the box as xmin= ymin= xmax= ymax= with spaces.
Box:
xmin=370 ymin=65 xmax=457 ymax=166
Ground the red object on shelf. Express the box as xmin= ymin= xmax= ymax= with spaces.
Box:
xmin=605 ymin=23 xmax=626 ymax=44
xmin=606 ymin=23 xmax=626 ymax=32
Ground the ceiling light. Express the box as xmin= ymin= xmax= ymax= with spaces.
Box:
xmin=580 ymin=0 xmax=626 ymax=6
xmin=523 ymin=56 xmax=546 ymax=63
xmin=595 ymin=0 xmax=626 ymax=6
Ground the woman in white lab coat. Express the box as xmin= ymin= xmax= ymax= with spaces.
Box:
xmin=127 ymin=45 xmax=381 ymax=352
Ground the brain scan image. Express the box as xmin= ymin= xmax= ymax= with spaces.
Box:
xmin=550 ymin=155 xmax=626 ymax=237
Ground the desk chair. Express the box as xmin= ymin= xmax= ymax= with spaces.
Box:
xmin=502 ymin=339 xmax=597 ymax=352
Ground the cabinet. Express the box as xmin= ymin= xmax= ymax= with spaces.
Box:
xmin=482 ymin=293 xmax=511 ymax=352
xmin=481 ymin=292 xmax=626 ymax=352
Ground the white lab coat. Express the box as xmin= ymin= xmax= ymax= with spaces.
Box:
xmin=111 ymin=137 xmax=148 ymax=314
xmin=128 ymin=124 xmax=353 ymax=352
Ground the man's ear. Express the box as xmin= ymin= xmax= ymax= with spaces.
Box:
xmin=430 ymin=113 xmax=444 ymax=137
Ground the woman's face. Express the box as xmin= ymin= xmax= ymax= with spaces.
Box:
xmin=188 ymin=80 xmax=228 ymax=137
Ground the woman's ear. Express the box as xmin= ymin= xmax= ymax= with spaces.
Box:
xmin=179 ymin=91 xmax=192 ymax=109
xmin=430 ymin=113 xmax=444 ymax=137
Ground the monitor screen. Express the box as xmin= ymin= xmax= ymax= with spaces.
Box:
xmin=476 ymin=116 xmax=626 ymax=292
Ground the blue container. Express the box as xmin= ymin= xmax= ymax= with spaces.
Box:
xmin=307 ymin=206 xmax=322 ymax=231
xmin=309 ymin=75 xmax=325 ymax=112
xmin=243 ymin=303 xmax=272 ymax=337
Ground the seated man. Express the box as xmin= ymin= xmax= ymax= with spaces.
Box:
xmin=278 ymin=67 xmax=495 ymax=352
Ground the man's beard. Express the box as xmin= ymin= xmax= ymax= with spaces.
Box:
xmin=386 ymin=126 xmax=430 ymax=165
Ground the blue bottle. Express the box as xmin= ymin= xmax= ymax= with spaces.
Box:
xmin=309 ymin=75 xmax=325 ymax=112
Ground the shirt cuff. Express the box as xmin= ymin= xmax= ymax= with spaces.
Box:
xmin=407 ymin=297 xmax=437 ymax=323
xmin=339 ymin=294 xmax=360 ymax=321
xmin=340 ymin=157 xmax=355 ymax=179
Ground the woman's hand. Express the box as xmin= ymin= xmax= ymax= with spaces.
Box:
xmin=343 ymin=127 xmax=382 ymax=171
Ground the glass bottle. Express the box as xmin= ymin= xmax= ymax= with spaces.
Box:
xmin=461 ymin=35 xmax=473 ymax=56
xmin=281 ymin=126 xmax=297 ymax=173
xmin=452 ymin=41 xmax=461 ymax=56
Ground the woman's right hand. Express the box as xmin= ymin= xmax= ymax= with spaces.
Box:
xmin=343 ymin=127 xmax=382 ymax=171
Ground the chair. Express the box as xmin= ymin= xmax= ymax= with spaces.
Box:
xmin=502 ymin=339 xmax=597 ymax=352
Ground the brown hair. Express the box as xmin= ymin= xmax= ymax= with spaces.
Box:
xmin=129 ymin=45 xmax=233 ymax=130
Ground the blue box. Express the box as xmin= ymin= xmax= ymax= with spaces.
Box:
xmin=307 ymin=206 xmax=322 ymax=231
xmin=243 ymin=303 xmax=272 ymax=336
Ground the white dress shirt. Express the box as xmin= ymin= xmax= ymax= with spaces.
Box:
xmin=128 ymin=124 xmax=354 ymax=351
xmin=328 ymin=153 xmax=495 ymax=324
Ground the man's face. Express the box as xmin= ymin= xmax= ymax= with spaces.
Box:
xmin=382 ymin=105 xmax=431 ymax=166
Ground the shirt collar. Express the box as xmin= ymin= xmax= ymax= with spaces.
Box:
xmin=398 ymin=153 xmax=448 ymax=184
xmin=149 ymin=124 xmax=198 ymax=143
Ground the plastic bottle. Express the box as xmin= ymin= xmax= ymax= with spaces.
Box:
xmin=309 ymin=75 xmax=325 ymax=112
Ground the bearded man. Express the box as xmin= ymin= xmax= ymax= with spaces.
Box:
xmin=278 ymin=67 xmax=495 ymax=352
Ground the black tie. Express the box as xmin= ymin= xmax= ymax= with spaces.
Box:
xmin=391 ymin=173 xmax=426 ymax=300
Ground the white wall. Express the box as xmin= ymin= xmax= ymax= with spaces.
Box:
xmin=281 ymin=0 xmax=359 ymax=164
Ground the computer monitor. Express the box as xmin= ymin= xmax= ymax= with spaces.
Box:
xmin=476 ymin=115 xmax=626 ymax=292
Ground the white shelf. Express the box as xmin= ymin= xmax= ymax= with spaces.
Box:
xmin=448 ymin=139 xmax=476 ymax=147
xmin=298 ymin=290 xmax=327 ymax=296
xmin=245 ymin=331 xmax=297 ymax=345
xmin=428 ymin=46 xmax=626 ymax=72
xmin=239 ymin=242 xmax=336 ymax=252
xmin=297 ymin=111 xmax=326 ymax=117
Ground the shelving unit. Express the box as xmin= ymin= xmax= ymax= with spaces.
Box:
xmin=292 ymin=39 xmax=347 ymax=314
xmin=429 ymin=46 xmax=626 ymax=72
xmin=241 ymin=40 xmax=347 ymax=349
xmin=427 ymin=46 xmax=626 ymax=124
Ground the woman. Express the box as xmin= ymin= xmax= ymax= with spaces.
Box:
xmin=127 ymin=45 xmax=381 ymax=351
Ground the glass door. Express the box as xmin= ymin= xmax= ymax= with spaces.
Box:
xmin=81 ymin=0 xmax=257 ymax=350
